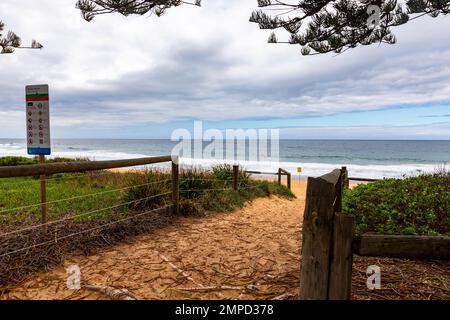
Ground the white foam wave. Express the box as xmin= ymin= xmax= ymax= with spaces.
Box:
xmin=0 ymin=143 xmax=442 ymax=179
xmin=0 ymin=143 xmax=148 ymax=161
xmin=179 ymin=158 xmax=441 ymax=179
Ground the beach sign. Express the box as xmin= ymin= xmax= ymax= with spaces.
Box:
xmin=297 ymin=167 xmax=302 ymax=173
xmin=26 ymin=84 xmax=51 ymax=155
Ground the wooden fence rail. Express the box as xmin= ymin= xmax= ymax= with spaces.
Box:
xmin=299 ymin=167 xmax=450 ymax=300
xmin=244 ymin=168 xmax=292 ymax=190
xmin=243 ymin=171 xmax=277 ymax=175
xmin=348 ymin=177 xmax=380 ymax=182
xmin=278 ymin=168 xmax=291 ymax=190
xmin=353 ymin=235 xmax=450 ymax=260
xmin=0 ymin=156 xmax=174 ymax=178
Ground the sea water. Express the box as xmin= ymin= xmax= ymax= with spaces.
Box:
xmin=0 ymin=139 xmax=448 ymax=179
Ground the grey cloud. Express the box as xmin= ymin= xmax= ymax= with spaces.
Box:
xmin=1 ymin=0 xmax=450 ymax=132
xmin=421 ymin=114 xmax=450 ymax=118
xmin=280 ymin=122 xmax=450 ymax=140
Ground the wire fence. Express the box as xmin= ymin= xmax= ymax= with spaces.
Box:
xmin=0 ymin=170 xmax=128 ymax=187
xmin=0 ymin=178 xmax=238 ymax=216
xmin=0 ymin=179 xmax=172 ymax=215
xmin=0 ymin=192 xmax=172 ymax=238
xmin=0 ymin=158 xmax=283 ymax=266
xmin=0 ymin=205 xmax=173 ymax=258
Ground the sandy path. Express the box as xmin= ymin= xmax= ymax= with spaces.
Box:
xmin=5 ymin=181 xmax=306 ymax=300
xmin=5 ymin=179 xmax=449 ymax=300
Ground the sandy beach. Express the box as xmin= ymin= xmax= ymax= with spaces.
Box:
xmin=3 ymin=179 xmax=449 ymax=300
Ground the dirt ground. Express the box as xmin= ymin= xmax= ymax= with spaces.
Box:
xmin=4 ymin=179 xmax=449 ymax=300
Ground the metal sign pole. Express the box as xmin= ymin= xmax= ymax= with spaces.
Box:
xmin=39 ymin=155 xmax=47 ymax=233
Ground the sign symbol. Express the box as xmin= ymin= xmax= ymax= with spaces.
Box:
xmin=26 ymin=84 xmax=51 ymax=156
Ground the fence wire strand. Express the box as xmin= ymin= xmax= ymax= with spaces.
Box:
xmin=0 ymin=192 xmax=172 ymax=238
xmin=0 ymin=179 xmax=171 ymax=215
xmin=0 ymin=205 xmax=172 ymax=258
xmin=180 ymin=188 xmax=231 ymax=193
xmin=0 ymin=170 xmax=134 ymax=187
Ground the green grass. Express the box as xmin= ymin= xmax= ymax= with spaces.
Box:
xmin=343 ymin=170 xmax=450 ymax=236
xmin=0 ymin=158 xmax=294 ymax=225
xmin=0 ymin=172 xmax=134 ymax=223
xmin=0 ymin=156 xmax=86 ymax=166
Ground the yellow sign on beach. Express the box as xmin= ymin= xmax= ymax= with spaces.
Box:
xmin=297 ymin=167 xmax=302 ymax=173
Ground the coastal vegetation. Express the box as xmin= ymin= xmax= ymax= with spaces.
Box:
xmin=343 ymin=169 xmax=450 ymax=236
xmin=0 ymin=157 xmax=294 ymax=225
xmin=0 ymin=157 xmax=294 ymax=286
xmin=0 ymin=156 xmax=82 ymax=166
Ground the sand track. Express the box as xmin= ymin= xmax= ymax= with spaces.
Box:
xmin=4 ymin=181 xmax=449 ymax=300
xmin=5 ymin=181 xmax=305 ymax=300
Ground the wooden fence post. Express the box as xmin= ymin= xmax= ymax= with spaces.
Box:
xmin=328 ymin=213 xmax=355 ymax=300
xmin=334 ymin=172 xmax=343 ymax=213
xmin=287 ymin=172 xmax=291 ymax=190
xmin=39 ymin=155 xmax=48 ymax=233
xmin=299 ymin=170 xmax=340 ymax=299
xmin=233 ymin=165 xmax=239 ymax=191
xmin=341 ymin=166 xmax=349 ymax=189
xmin=277 ymin=168 xmax=281 ymax=185
xmin=172 ymin=160 xmax=179 ymax=215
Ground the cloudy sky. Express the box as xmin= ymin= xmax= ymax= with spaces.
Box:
xmin=0 ymin=0 xmax=449 ymax=139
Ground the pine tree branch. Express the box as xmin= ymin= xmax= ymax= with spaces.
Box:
xmin=0 ymin=21 xmax=43 ymax=54
xmin=250 ymin=0 xmax=450 ymax=55
xmin=76 ymin=0 xmax=201 ymax=21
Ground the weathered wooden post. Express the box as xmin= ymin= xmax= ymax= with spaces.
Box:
xmin=233 ymin=165 xmax=239 ymax=191
xmin=328 ymin=213 xmax=355 ymax=300
xmin=334 ymin=171 xmax=343 ymax=213
xmin=39 ymin=155 xmax=48 ymax=233
xmin=172 ymin=159 xmax=179 ymax=215
xmin=341 ymin=166 xmax=349 ymax=189
xmin=277 ymin=168 xmax=282 ymax=185
xmin=287 ymin=172 xmax=291 ymax=190
xmin=299 ymin=169 xmax=340 ymax=300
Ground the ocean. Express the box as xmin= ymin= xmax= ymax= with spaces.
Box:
xmin=0 ymin=139 xmax=449 ymax=179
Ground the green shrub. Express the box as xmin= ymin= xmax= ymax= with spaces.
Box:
xmin=46 ymin=157 xmax=88 ymax=163
xmin=343 ymin=171 xmax=450 ymax=236
xmin=0 ymin=156 xmax=88 ymax=167
xmin=211 ymin=164 xmax=251 ymax=187
xmin=0 ymin=156 xmax=37 ymax=166
xmin=122 ymin=170 xmax=171 ymax=210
